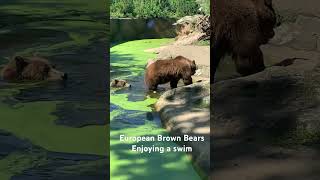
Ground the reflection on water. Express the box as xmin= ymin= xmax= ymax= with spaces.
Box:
xmin=111 ymin=18 xmax=176 ymax=44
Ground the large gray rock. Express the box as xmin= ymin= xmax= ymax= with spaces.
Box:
xmin=211 ymin=1 xmax=320 ymax=179
xmin=212 ymin=57 xmax=320 ymax=140
xmin=272 ymin=0 xmax=320 ymax=52
xmin=174 ymin=15 xmax=210 ymax=43
xmin=212 ymin=55 xmax=320 ymax=180
xmin=155 ymin=81 xmax=210 ymax=174
xmin=274 ymin=0 xmax=320 ymax=18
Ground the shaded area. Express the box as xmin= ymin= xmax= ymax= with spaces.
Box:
xmin=211 ymin=1 xmax=320 ymax=177
xmin=0 ymin=130 xmax=108 ymax=180
xmin=211 ymin=59 xmax=320 ymax=180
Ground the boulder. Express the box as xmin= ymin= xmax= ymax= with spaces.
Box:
xmin=155 ymin=81 xmax=210 ymax=174
xmin=271 ymin=0 xmax=320 ymax=52
xmin=211 ymin=1 xmax=320 ymax=179
xmin=174 ymin=15 xmax=210 ymax=45
xmin=212 ymin=57 xmax=320 ymax=141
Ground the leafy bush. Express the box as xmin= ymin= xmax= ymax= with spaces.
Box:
xmin=111 ymin=0 xmax=204 ymax=18
xmin=110 ymin=0 xmax=134 ymax=18
xmin=196 ymin=0 xmax=210 ymax=15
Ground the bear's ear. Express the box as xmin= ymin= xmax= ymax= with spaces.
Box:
xmin=264 ymin=0 xmax=272 ymax=6
xmin=192 ymin=60 xmax=196 ymax=64
xmin=14 ymin=56 xmax=29 ymax=74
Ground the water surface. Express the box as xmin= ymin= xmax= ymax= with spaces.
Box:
xmin=0 ymin=1 xmax=108 ymax=179
xmin=110 ymin=39 xmax=201 ymax=180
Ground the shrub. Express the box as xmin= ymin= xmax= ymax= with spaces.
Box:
xmin=111 ymin=0 xmax=203 ymax=18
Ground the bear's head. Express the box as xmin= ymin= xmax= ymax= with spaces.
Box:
xmin=110 ymin=79 xmax=131 ymax=88
xmin=254 ymin=0 xmax=277 ymax=43
xmin=1 ymin=56 xmax=67 ymax=82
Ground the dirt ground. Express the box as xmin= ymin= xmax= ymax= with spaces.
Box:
xmin=146 ymin=44 xmax=210 ymax=81
xmin=146 ymin=44 xmax=210 ymax=66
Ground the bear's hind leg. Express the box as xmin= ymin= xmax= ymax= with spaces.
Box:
xmin=234 ymin=48 xmax=265 ymax=76
xmin=212 ymin=40 xmax=223 ymax=83
xmin=149 ymin=84 xmax=158 ymax=91
xmin=170 ymin=80 xmax=178 ymax=89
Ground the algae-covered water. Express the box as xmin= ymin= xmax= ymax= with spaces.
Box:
xmin=111 ymin=19 xmax=176 ymax=44
xmin=110 ymin=39 xmax=201 ymax=180
xmin=0 ymin=1 xmax=108 ymax=179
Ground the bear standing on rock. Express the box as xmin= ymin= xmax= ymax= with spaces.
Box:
xmin=1 ymin=56 xmax=67 ymax=81
xmin=145 ymin=56 xmax=197 ymax=91
xmin=211 ymin=0 xmax=277 ymax=82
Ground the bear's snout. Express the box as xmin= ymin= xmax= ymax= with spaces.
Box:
xmin=126 ymin=83 xmax=131 ymax=88
xmin=47 ymin=68 xmax=67 ymax=81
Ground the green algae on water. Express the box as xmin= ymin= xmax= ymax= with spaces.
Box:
xmin=0 ymin=151 xmax=48 ymax=180
xmin=110 ymin=39 xmax=201 ymax=180
xmin=110 ymin=39 xmax=174 ymax=79
xmin=0 ymin=1 xmax=109 ymax=156
xmin=110 ymin=122 xmax=201 ymax=180
xmin=0 ymin=96 xmax=108 ymax=156
xmin=111 ymin=93 xmax=157 ymax=112
xmin=0 ymin=1 xmax=109 ymax=179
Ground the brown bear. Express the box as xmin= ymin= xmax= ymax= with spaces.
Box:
xmin=110 ymin=79 xmax=131 ymax=88
xmin=144 ymin=56 xmax=197 ymax=91
xmin=1 ymin=56 xmax=67 ymax=81
xmin=211 ymin=0 xmax=277 ymax=82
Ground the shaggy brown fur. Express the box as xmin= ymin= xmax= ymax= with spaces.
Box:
xmin=144 ymin=56 xmax=197 ymax=91
xmin=211 ymin=0 xmax=277 ymax=82
xmin=1 ymin=56 xmax=67 ymax=81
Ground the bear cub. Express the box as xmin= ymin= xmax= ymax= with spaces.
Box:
xmin=1 ymin=56 xmax=67 ymax=81
xmin=145 ymin=56 xmax=197 ymax=91
xmin=110 ymin=79 xmax=131 ymax=88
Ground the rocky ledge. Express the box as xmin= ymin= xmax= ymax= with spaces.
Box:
xmin=155 ymin=81 xmax=210 ymax=175
xmin=213 ymin=56 xmax=320 ymax=142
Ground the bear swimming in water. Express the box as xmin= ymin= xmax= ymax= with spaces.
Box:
xmin=1 ymin=56 xmax=67 ymax=81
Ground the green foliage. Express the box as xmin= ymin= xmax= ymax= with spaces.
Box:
xmin=196 ymin=0 xmax=210 ymax=15
xmin=110 ymin=0 xmax=135 ymax=18
xmin=193 ymin=39 xmax=210 ymax=46
xmin=111 ymin=0 xmax=201 ymax=18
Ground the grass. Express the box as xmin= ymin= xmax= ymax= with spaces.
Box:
xmin=193 ymin=40 xmax=210 ymax=46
